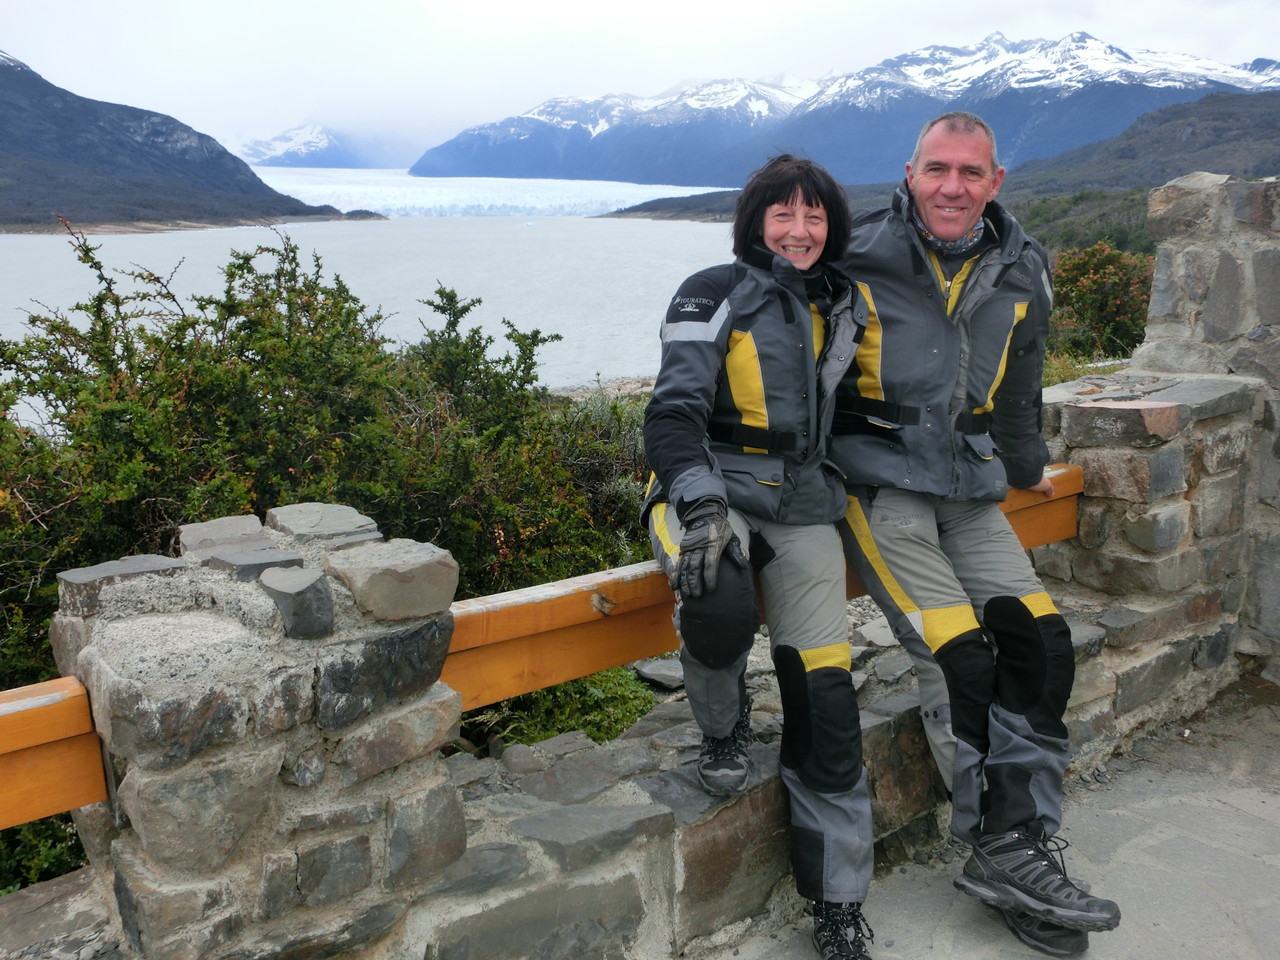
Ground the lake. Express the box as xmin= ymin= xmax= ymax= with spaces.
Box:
xmin=0 ymin=174 xmax=735 ymax=394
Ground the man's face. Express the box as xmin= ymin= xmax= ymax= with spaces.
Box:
xmin=905 ymin=126 xmax=1005 ymax=242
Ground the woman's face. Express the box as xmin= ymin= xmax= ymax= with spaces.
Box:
xmin=761 ymin=194 xmax=827 ymax=271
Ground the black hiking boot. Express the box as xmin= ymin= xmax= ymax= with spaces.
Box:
xmin=955 ymin=828 xmax=1120 ymax=931
xmin=695 ymin=699 xmax=753 ymax=796
xmin=990 ymin=904 xmax=1089 ymax=957
xmin=811 ymin=901 xmax=874 ymax=960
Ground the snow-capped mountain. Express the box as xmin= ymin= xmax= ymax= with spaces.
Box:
xmin=409 ymin=76 xmax=818 ymax=185
xmin=805 ymin=31 xmax=1276 ymax=105
xmin=237 ymin=124 xmax=337 ymax=164
xmin=237 ymin=124 xmax=421 ymax=169
xmin=412 ymin=32 xmax=1280 ymax=187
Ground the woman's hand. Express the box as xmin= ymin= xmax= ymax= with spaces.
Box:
xmin=677 ymin=499 xmax=742 ymax=598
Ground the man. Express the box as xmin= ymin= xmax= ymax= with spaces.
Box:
xmin=832 ymin=112 xmax=1120 ymax=958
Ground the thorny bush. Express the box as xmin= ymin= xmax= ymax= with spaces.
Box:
xmin=0 ymin=225 xmax=651 ymax=892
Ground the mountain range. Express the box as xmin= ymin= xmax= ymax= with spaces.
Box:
xmin=0 ymin=50 xmax=339 ymax=228
xmin=608 ymin=87 xmax=1280 ymax=257
xmin=1011 ymin=89 xmax=1280 ymax=191
xmin=2 ymin=31 xmax=1279 ymax=230
xmin=236 ymin=124 xmax=421 ymax=169
xmin=408 ymin=32 xmax=1279 ymax=187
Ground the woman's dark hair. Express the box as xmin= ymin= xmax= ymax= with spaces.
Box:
xmin=731 ymin=154 xmax=851 ymax=262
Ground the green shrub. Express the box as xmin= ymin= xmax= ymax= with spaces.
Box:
xmin=1050 ymin=241 xmax=1155 ymax=359
xmin=402 ymin=286 xmax=552 ymax=439
xmin=0 ymin=226 xmax=652 ymax=893
xmin=0 ymin=818 xmax=84 ymax=895
xmin=1 ymin=230 xmax=399 ymax=560
xmin=461 ymin=666 xmax=658 ymax=747
xmin=545 ymin=389 xmax=649 ymax=558
xmin=0 ymin=228 xmax=646 ymax=638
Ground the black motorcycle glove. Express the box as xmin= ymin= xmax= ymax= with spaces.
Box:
xmin=676 ymin=498 xmax=742 ymax=599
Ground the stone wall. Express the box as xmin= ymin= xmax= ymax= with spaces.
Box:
xmin=33 ymin=499 xmax=942 ymax=960
xmin=4 ymin=170 xmax=1277 ymax=960
xmin=1033 ymin=172 xmax=1280 ymax=766
xmin=1132 ymin=172 xmax=1280 ymax=660
xmin=49 ymin=505 xmax=465 ymax=960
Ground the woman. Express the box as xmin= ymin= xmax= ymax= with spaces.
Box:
xmin=641 ymin=154 xmax=875 ymax=960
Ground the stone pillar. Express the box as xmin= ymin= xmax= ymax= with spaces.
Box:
xmin=53 ymin=504 xmax=463 ymax=960
xmin=1133 ymin=171 xmax=1280 ymax=658
xmin=1031 ymin=171 xmax=1279 ymax=761
xmin=1038 ymin=376 xmax=1261 ymax=762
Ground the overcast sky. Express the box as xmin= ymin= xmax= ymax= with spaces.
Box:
xmin=4 ymin=0 xmax=1277 ymax=155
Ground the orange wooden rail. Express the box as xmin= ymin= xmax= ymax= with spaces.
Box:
xmin=443 ymin=462 xmax=1083 ymax=710
xmin=0 ymin=463 xmax=1081 ymax=828
xmin=445 ymin=561 xmax=677 ymax=711
xmin=1001 ymin=463 xmax=1084 ymax=550
xmin=0 ymin=676 xmax=108 ymax=831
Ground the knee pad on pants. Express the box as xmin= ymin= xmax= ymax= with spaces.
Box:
xmin=933 ymin=629 xmax=996 ymax=754
xmin=677 ymin=554 xmax=758 ymax=669
xmin=773 ymin=643 xmax=861 ymax=793
xmin=984 ymin=595 xmax=1073 ymax=738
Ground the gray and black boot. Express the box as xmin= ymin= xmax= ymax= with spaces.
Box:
xmin=991 ymin=905 xmax=1089 ymax=957
xmin=955 ymin=826 xmax=1120 ymax=931
xmin=696 ymin=698 xmax=753 ymax=796
xmin=811 ymin=901 xmax=873 ymax=960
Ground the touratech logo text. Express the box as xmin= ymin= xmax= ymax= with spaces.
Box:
xmin=672 ymin=296 xmax=715 ymax=319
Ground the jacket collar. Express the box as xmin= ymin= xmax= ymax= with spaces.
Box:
xmin=891 ymin=180 xmax=1027 ymax=265
xmin=743 ymin=242 xmax=854 ymax=297
xmin=744 ymin=241 xmax=813 ymax=276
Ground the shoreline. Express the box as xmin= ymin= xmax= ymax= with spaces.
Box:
xmin=551 ymin=376 xmax=655 ymax=400
xmin=0 ymin=213 xmax=382 ymax=237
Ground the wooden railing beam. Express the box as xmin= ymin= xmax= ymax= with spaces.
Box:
xmin=441 ymin=464 xmax=1083 ymax=710
xmin=0 ymin=677 xmax=108 ymax=831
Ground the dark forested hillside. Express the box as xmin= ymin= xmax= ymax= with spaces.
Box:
xmin=1003 ymin=189 xmax=1155 ymax=254
xmin=1009 ymin=90 xmax=1280 ymax=192
xmin=0 ymin=53 xmax=338 ymax=229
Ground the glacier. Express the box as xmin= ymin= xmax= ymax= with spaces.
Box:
xmin=252 ymin=168 xmax=731 ymax=218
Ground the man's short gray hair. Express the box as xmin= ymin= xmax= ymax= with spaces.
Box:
xmin=910 ymin=111 xmax=1000 ymax=170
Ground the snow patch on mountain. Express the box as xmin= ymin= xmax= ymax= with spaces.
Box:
xmin=799 ymin=31 xmax=1279 ymax=112
xmin=0 ymin=49 xmax=31 ymax=71
xmin=234 ymin=124 xmax=337 ymax=164
xmin=512 ymin=75 xmax=816 ymax=139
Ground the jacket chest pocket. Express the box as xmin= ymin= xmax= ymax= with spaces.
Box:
xmin=716 ymin=449 xmax=785 ymax=517
xmin=962 ymin=433 xmax=996 ymax=462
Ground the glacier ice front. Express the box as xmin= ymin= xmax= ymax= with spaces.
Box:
xmin=251 ymin=169 xmax=730 ymax=218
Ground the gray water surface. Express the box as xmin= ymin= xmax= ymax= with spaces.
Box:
xmin=0 ymin=216 xmax=734 ymax=390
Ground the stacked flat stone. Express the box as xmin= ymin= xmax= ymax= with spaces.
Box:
xmin=43 ymin=499 xmax=954 ymax=960
xmin=1029 ymin=172 xmax=1280 ymax=766
xmin=51 ymin=504 xmax=463 ymax=960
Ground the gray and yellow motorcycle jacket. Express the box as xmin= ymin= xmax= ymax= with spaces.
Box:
xmin=831 ymin=186 xmax=1053 ymax=501
xmin=643 ymin=244 xmax=866 ymax=526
